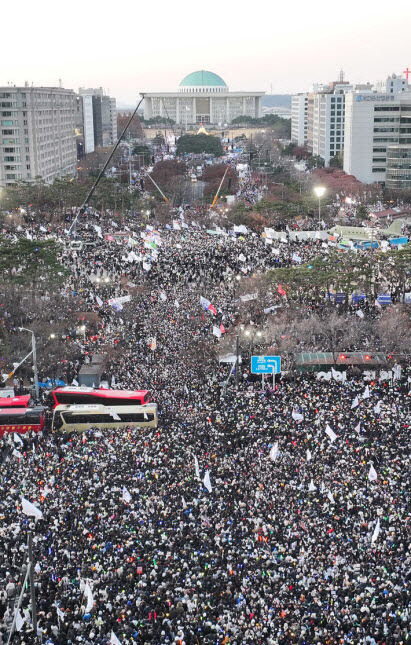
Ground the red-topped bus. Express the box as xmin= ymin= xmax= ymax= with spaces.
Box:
xmin=50 ymin=387 xmax=151 ymax=409
xmin=0 ymin=394 xmax=31 ymax=408
xmin=0 ymin=406 xmax=46 ymax=438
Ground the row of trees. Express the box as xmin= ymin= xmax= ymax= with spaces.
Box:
xmin=176 ymin=134 xmax=224 ymax=157
xmin=0 ymin=176 xmax=146 ymax=221
xmin=231 ymin=114 xmax=291 ymax=138
xmin=268 ymin=247 xmax=411 ymax=303
xmin=0 ymin=238 xmax=82 ymax=383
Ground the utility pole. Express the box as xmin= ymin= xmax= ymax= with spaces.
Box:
xmin=31 ymin=333 xmax=39 ymax=401
xmin=236 ymin=335 xmax=240 ymax=388
xmin=18 ymin=328 xmax=39 ymax=400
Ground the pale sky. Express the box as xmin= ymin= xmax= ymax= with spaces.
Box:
xmin=2 ymin=0 xmax=411 ymax=105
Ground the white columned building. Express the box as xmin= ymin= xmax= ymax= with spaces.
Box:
xmin=143 ymin=70 xmax=264 ymax=126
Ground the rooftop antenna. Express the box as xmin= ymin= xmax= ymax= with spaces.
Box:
xmin=58 ymin=78 xmax=62 ymax=88
xmin=339 ymin=69 xmax=345 ymax=83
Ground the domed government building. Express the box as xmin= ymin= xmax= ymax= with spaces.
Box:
xmin=143 ymin=70 xmax=264 ymax=125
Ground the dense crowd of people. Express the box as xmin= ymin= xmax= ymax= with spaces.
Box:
xmin=1 ymin=163 xmax=410 ymax=645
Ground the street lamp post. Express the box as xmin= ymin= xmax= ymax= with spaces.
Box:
xmin=18 ymin=327 xmax=39 ymax=400
xmin=313 ymin=186 xmax=326 ymax=229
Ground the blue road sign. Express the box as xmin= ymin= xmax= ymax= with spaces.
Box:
xmin=377 ymin=294 xmax=391 ymax=305
xmin=251 ymin=355 xmax=281 ymax=375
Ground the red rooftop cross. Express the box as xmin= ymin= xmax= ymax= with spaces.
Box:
xmin=403 ymin=67 xmax=411 ymax=81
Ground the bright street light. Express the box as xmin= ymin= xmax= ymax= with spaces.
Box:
xmin=313 ymin=186 xmax=326 ymax=198
xmin=313 ymin=186 xmax=326 ymax=229
xmin=49 ymin=333 xmax=56 ymax=339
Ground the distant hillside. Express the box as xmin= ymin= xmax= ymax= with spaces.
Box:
xmin=262 ymin=95 xmax=292 ymax=109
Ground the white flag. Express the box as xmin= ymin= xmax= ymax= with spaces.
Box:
xmin=200 ymin=296 xmax=211 ymax=310
xmin=308 ymin=480 xmax=316 ymax=492
xmin=159 ymin=291 xmax=167 ymax=302
xmin=194 ymin=456 xmax=200 ymax=479
xmin=96 ymin=295 xmax=103 ymax=307
xmin=371 ymin=518 xmax=380 ymax=544
xmin=122 ymin=487 xmax=131 ymax=503
xmin=351 ymin=396 xmax=359 ymax=409
xmin=306 ymin=448 xmax=312 ymax=461
xmin=13 ymin=433 xmax=24 ymax=445
xmin=292 ymin=411 xmax=304 ymax=423
xmin=362 ymin=385 xmax=370 ymax=399
xmin=110 ymin=410 xmax=121 ymax=421
xmin=72 ymin=379 xmax=79 ymax=386
xmin=374 ymin=400 xmax=381 ymax=414
xmin=356 ymin=310 xmax=364 ymax=319
xmin=182 ymin=496 xmax=187 ymax=510
xmin=21 ymin=497 xmax=43 ymax=520
xmin=368 ymin=463 xmax=378 ymax=482
xmin=212 ymin=326 xmax=222 ymax=338
xmin=331 ymin=367 xmax=343 ymax=382
xmin=174 ymin=300 xmax=180 ymax=309
xmin=142 ymin=261 xmax=151 ymax=271
xmin=327 ymin=491 xmax=335 ymax=504
xmin=110 ymin=632 xmax=122 ymax=645
xmin=172 ymin=220 xmax=181 ymax=230
xmin=84 ymin=582 xmax=94 ymax=612
xmin=203 ymin=470 xmax=212 ymax=493
xmin=16 ymin=609 xmax=25 ymax=632
xmin=269 ymin=442 xmax=279 ymax=461
xmin=325 ymin=425 xmax=337 ymax=443
xmin=13 ymin=449 xmax=23 ymax=459
xmin=355 ymin=423 xmax=361 ymax=434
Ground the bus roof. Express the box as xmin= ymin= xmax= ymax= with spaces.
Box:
xmin=0 ymin=406 xmax=45 ymax=415
xmin=55 ymin=403 xmax=157 ymax=412
xmin=0 ymin=395 xmax=30 ymax=408
xmin=52 ymin=387 xmax=149 ymax=399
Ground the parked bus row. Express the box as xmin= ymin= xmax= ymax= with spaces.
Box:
xmin=0 ymin=387 xmax=158 ymax=437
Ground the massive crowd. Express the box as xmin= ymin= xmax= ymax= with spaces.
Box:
xmin=1 ymin=164 xmax=410 ymax=645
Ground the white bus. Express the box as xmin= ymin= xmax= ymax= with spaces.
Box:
xmin=52 ymin=403 xmax=158 ymax=432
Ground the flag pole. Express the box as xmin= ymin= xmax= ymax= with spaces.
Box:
xmin=6 ymin=565 xmax=31 ymax=645
xmin=69 ymin=93 xmax=145 ymax=236
xmin=28 ymin=531 xmax=39 ymax=641
xmin=145 ymin=173 xmax=171 ymax=204
xmin=211 ymin=166 xmax=228 ymax=208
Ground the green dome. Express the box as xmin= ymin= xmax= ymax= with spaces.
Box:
xmin=179 ymin=70 xmax=227 ymax=87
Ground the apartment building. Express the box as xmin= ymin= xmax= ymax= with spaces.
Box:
xmin=291 ymin=94 xmax=308 ymax=146
xmin=0 ymin=86 xmax=77 ymax=186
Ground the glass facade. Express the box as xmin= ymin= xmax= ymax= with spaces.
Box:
xmin=386 ymin=145 xmax=411 ymax=189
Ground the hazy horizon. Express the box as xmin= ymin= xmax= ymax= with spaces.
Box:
xmin=2 ymin=0 xmax=411 ymax=105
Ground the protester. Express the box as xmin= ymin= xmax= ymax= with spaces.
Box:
xmin=1 ymin=166 xmax=410 ymax=645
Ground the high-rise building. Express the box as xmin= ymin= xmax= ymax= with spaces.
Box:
xmin=307 ymin=82 xmax=352 ymax=165
xmin=291 ymin=94 xmax=308 ymax=146
xmin=78 ymin=88 xmax=117 ymax=153
xmin=292 ymin=77 xmax=374 ymax=166
xmin=344 ymin=90 xmax=411 ymax=184
xmin=0 ymin=86 xmax=77 ymax=186
xmin=143 ymin=70 xmax=264 ymax=125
